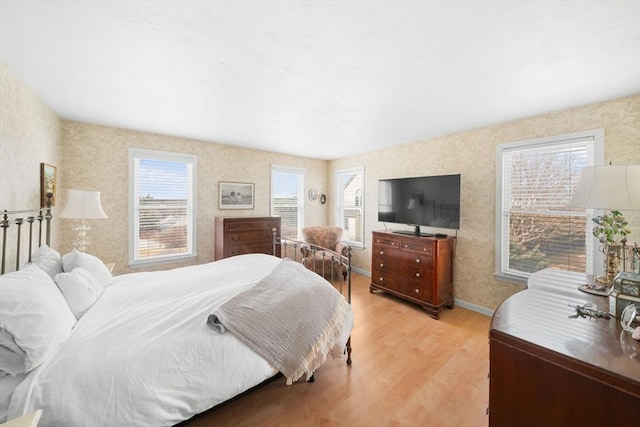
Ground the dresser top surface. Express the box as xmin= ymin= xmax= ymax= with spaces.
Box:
xmin=372 ymin=230 xmax=454 ymax=241
xmin=216 ymin=216 xmax=280 ymax=221
xmin=491 ymin=269 xmax=640 ymax=387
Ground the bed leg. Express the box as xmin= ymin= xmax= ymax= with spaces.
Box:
xmin=346 ymin=336 xmax=352 ymax=365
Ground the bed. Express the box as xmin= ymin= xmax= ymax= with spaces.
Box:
xmin=0 ymin=200 xmax=353 ymax=426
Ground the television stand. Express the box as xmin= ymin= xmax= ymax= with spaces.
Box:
xmin=371 ymin=231 xmax=455 ymax=319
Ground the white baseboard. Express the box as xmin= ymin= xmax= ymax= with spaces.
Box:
xmin=453 ymin=299 xmax=494 ymax=317
xmin=351 ymin=266 xmax=369 ymax=276
xmin=351 ymin=268 xmax=494 ymax=317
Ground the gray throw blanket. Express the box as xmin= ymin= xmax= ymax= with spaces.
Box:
xmin=207 ymin=258 xmax=351 ymax=385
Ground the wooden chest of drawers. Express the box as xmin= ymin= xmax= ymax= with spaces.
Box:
xmin=214 ymin=217 xmax=281 ymax=260
xmin=370 ymin=230 xmax=455 ymax=319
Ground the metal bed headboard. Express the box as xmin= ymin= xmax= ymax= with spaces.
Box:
xmin=271 ymin=233 xmax=352 ymax=304
xmin=1 ymin=193 xmax=53 ymax=274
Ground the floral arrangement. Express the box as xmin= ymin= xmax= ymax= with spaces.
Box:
xmin=592 ymin=210 xmax=632 ymax=284
xmin=592 ymin=210 xmax=631 ymax=246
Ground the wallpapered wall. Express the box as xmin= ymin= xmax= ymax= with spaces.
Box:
xmin=0 ymin=65 xmax=60 ymax=270
xmin=58 ymin=122 xmax=329 ymax=274
xmin=2 ymin=64 xmax=639 ymax=312
xmin=330 ymin=95 xmax=640 ymax=311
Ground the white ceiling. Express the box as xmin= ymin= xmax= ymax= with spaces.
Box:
xmin=1 ymin=1 xmax=639 ymax=160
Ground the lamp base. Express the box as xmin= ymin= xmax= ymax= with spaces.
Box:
xmin=578 ymin=282 xmax=612 ymax=296
xmin=71 ymin=222 xmax=91 ymax=252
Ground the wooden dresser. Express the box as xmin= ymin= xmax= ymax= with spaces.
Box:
xmin=489 ymin=269 xmax=640 ymax=426
xmin=214 ymin=216 xmax=281 ymax=260
xmin=369 ymin=230 xmax=455 ymax=319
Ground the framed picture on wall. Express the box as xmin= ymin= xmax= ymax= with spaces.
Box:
xmin=219 ymin=181 xmax=255 ymax=209
xmin=40 ymin=163 xmax=57 ymax=206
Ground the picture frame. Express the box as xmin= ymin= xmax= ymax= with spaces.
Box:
xmin=40 ymin=163 xmax=57 ymax=207
xmin=219 ymin=181 xmax=255 ymax=209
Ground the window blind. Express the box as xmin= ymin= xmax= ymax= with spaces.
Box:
xmin=336 ymin=167 xmax=364 ymax=246
xmin=500 ymin=136 xmax=596 ymax=277
xmin=271 ymin=166 xmax=304 ymax=239
xmin=130 ymin=149 xmax=196 ymax=265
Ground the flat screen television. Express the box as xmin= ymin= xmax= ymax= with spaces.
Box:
xmin=378 ymin=174 xmax=461 ymax=236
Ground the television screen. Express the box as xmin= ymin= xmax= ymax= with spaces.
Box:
xmin=378 ymin=174 xmax=461 ymax=233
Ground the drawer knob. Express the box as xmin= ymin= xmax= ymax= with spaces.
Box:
xmin=415 ymin=273 xmax=421 ymax=278
xmin=379 ymin=250 xmax=384 ymax=255
xmin=415 ymin=258 xmax=420 ymax=263
xmin=379 ymin=263 xmax=384 ymax=268
xmin=414 ymin=288 xmax=420 ymax=294
xmin=379 ymin=277 xmax=384 ymax=282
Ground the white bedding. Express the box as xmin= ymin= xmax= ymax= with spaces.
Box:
xmin=5 ymin=254 xmax=352 ymax=426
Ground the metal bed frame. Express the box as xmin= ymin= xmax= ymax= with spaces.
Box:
xmin=273 ymin=231 xmax=352 ymax=365
xmin=0 ymin=193 xmax=53 ymax=275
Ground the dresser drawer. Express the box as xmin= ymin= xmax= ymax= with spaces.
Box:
xmin=397 ymin=251 xmax=433 ymax=269
xmin=224 ymin=220 xmax=279 ymax=232
xmin=224 ymin=229 xmax=274 ymax=243
xmin=372 ymin=236 xmax=400 ymax=249
xmin=402 ymin=264 xmax=433 ymax=283
xmin=225 ymin=242 xmax=274 ymax=258
xmin=403 ymin=279 xmax=433 ymax=303
xmin=372 ymin=269 xmax=397 ymax=288
xmin=400 ymin=241 xmax=433 ymax=256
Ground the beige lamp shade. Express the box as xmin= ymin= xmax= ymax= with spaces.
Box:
xmin=58 ymin=190 xmax=108 ymax=219
xmin=569 ymin=165 xmax=640 ymax=211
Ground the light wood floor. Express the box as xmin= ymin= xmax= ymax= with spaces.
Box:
xmin=186 ymin=272 xmax=492 ymax=427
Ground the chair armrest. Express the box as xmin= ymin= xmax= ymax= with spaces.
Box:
xmin=300 ymin=243 xmax=312 ymax=258
xmin=335 ymin=241 xmax=348 ymax=256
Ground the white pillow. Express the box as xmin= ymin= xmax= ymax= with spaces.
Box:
xmin=0 ymin=264 xmax=76 ymax=374
xmin=62 ymin=249 xmax=113 ymax=287
xmin=54 ymin=268 xmax=104 ymax=319
xmin=30 ymin=244 xmax=63 ymax=279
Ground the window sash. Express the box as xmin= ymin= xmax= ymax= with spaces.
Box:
xmin=336 ymin=167 xmax=364 ymax=247
xmin=496 ymin=130 xmax=604 ymax=284
xmin=129 ymin=149 xmax=196 ymax=266
xmin=271 ymin=165 xmax=305 ymax=239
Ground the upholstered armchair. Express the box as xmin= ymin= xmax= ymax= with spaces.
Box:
xmin=300 ymin=226 xmax=348 ymax=278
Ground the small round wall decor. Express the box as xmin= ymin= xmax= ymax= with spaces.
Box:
xmin=319 ymin=193 xmax=327 ymax=205
xmin=308 ymin=189 xmax=318 ymax=201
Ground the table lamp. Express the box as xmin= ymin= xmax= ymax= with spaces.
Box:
xmin=58 ymin=189 xmax=107 ymax=252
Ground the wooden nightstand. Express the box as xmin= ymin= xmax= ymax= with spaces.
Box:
xmin=1 ymin=410 xmax=42 ymax=427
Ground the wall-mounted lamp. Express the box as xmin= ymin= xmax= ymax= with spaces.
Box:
xmin=58 ymin=189 xmax=107 ymax=252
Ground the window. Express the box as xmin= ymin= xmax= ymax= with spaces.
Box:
xmin=271 ymin=165 xmax=305 ymax=239
xmin=495 ymin=129 xmax=604 ymax=284
xmin=336 ymin=166 xmax=364 ymax=248
xmin=129 ymin=148 xmax=196 ymax=267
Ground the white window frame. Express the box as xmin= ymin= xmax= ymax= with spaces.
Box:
xmin=335 ymin=166 xmax=365 ymax=249
xmin=271 ymin=165 xmax=305 ymax=239
xmin=495 ymin=129 xmax=604 ymax=285
xmin=129 ymin=148 xmax=197 ymax=268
